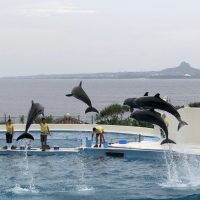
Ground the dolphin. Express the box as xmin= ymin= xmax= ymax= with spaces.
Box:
xmin=135 ymin=93 xmax=188 ymax=131
xmin=123 ymin=98 xmax=139 ymax=112
xmin=123 ymin=92 xmax=149 ymax=112
xmin=66 ymin=81 xmax=99 ymax=114
xmin=16 ymin=101 xmax=44 ymax=141
xmin=130 ymin=109 xmax=176 ymax=145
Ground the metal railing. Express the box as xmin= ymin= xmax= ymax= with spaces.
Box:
xmin=0 ymin=115 xmax=96 ymax=124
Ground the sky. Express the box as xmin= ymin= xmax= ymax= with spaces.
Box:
xmin=0 ymin=0 xmax=200 ymax=76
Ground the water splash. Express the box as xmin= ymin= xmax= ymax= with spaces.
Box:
xmin=73 ymin=151 xmax=94 ymax=193
xmin=76 ymin=185 xmax=95 ymax=193
xmin=8 ymin=183 xmax=38 ymax=194
xmin=160 ymin=145 xmax=200 ymax=188
xmin=12 ymin=140 xmax=37 ymax=193
xmin=76 ymin=156 xmax=88 ymax=190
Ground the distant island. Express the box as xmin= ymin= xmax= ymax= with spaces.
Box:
xmin=4 ymin=61 xmax=200 ymax=79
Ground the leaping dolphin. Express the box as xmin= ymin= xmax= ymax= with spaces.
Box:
xmin=130 ymin=109 xmax=176 ymax=145
xmin=16 ymin=101 xmax=44 ymax=141
xmin=123 ymin=98 xmax=140 ymax=112
xmin=123 ymin=92 xmax=148 ymax=112
xmin=135 ymin=93 xmax=188 ymax=131
xmin=66 ymin=81 xmax=99 ymax=114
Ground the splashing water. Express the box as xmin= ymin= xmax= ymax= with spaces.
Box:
xmin=76 ymin=155 xmax=91 ymax=192
xmin=160 ymin=145 xmax=200 ymax=188
xmin=8 ymin=183 xmax=38 ymax=194
xmin=10 ymin=140 xmax=38 ymax=194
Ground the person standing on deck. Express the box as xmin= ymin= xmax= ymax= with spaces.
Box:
xmin=5 ymin=119 xmax=14 ymax=149
xmin=162 ymin=113 xmax=169 ymax=127
xmin=40 ymin=118 xmax=50 ymax=150
xmin=92 ymin=126 xmax=105 ymax=147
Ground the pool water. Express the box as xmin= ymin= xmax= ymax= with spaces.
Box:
xmin=1 ymin=132 xmax=200 ymax=200
xmin=0 ymin=131 xmax=159 ymax=148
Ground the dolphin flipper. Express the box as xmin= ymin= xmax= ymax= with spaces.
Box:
xmin=85 ymin=106 xmax=99 ymax=114
xmin=66 ymin=94 xmax=73 ymax=97
xmin=160 ymin=138 xmax=176 ymax=145
xmin=16 ymin=133 xmax=34 ymax=141
xmin=178 ymin=120 xmax=188 ymax=131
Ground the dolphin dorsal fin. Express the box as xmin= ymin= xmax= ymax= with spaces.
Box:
xmin=144 ymin=92 xmax=148 ymax=96
xmin=154 ymin=93 xmax=160 ymax=98
xmin=79 ymin=81 xmax=82 ymax=87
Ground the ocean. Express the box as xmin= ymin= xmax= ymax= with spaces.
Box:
xmin=0 ymin=78 xmax=200 ymax=118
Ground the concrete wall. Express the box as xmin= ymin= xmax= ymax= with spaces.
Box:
xmin=0 ymin=124 xmax=160 ymax=137
xmin=167 ymin=107 xmax=200 ymax=145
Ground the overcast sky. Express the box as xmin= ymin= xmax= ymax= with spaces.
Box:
xmin=0 ymin=0 xmax=200 ymax=76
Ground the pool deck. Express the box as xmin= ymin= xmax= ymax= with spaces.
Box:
xmin=0 ymin=123 xmax=166 ymax=158
xmin=0 ymin=107 xmax=200 ymax=159
xmin=1 ymin=141 xmax=200 ymax=159
xmin=0 ymin=123 xmax=160 ymax=137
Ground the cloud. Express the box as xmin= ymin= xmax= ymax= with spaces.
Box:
xmin=16 ymin=2 xmax=97 ymax=17
xmin=0 ymin=2 xmax=97 ymax=17
xmin=22 ymin=7 xmax=96 ymax=16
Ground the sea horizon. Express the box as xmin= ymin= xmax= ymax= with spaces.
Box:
xmin=0 ymin=78 xmax=199 ymax=118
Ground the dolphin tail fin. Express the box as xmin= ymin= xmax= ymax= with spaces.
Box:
xmin=178 ymin=120 xmax=188 ymax=131
xmin=160 ymin=138 xmax=176 ymax=145
xmin=16 ymin=132 xmax=34 ymax=141
xmin=85 ymin=106 xmax=99 ymax=114
xmin=65 ymin=94 xmax=73 ymax=97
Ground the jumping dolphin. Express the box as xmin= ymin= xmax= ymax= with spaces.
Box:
xmin=66 ymin=81 xmax=99 ymax=114
xmin=123 ymin=98 xmax=139 ymax=112
xmin=16 ymin=101 xmax=44 ymax=141
xmin=135 ymin=93 xmax=188 ymax=131
xmin=130 ymin=109 xmax=176 ymax=145
xmin=123 ymin=92 xmax=149 ymax=112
